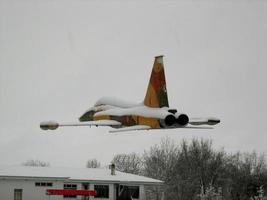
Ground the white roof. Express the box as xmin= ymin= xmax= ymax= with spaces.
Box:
xmin=0 ymin=165 xmax=163 ymax=185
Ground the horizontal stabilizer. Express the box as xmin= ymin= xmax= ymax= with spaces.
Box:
xmin=183 ymin=126 xmax=214 ymax=129
xmin=109 ymin=125 xmax=151 ymax=133
xmin=189 ymin=117 xmax=220 ymax=126
xmin=40 ymin=120 xmax=121 ymax=130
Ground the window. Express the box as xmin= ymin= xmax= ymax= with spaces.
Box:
xmin=63 ymin=184 xmax=77 ymax=198
xmin=14 ymin=189 xmax=22 ymax=200
xmin=119 ymin=185 xmax=140 ymax=199
xmin=47 ymin=182 xmax=53 ymax=187
xmin=128 ymin=186 xmax=140 ymax=199
xmin=94 ymin=185 xmax=109 ymax=198
xmin=82 ymin=183 xmax=90 ymax=200
xmin=35 ymin=182 xmax=53 ymax=187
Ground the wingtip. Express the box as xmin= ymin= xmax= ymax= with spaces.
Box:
xmin=40 ymin=121 xmax=59 ymax=130
xmin=207 ymin=118 xmax=221 ymax=125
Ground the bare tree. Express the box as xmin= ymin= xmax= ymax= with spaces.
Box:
xmin=86 ymin=158 xmax=101 ymax=168
xmin=143 ymin=137 xmax=178 ymax=200
xmin=171 ymin=138 xmax=225 ymax=200
xmin=225 ymin=151 xmax=267 ymax=200
xmin=112 ymin=152 xmax=143 ymax=175
xmin=22 ymin=159 xmax=50 ymax=167
xmin=143 ymin=138 xmax=226 ymax=200
xmin=143 ymin=137 xmax=178 ymax=180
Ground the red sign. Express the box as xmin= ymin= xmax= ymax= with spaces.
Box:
xmin=46 ymin=189 xmax=96 ymax=196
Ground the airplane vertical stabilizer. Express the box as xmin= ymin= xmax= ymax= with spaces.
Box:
xmin=144 ymin=55 xmax=169 ymax=108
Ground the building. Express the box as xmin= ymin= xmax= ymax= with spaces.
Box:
xmin=0 ymin=165 xmax=163 ymax=200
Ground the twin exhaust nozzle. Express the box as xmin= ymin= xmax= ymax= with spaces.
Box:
xmin=163 ymin=114 xmax=189 ymax=127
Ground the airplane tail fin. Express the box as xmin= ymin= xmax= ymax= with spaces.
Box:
xmin=144 ymin=55 xmax=169 ymax=108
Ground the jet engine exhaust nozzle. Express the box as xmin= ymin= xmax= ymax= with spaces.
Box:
xmin=176 ymin=114 xmax=189 ymax=126
xmin=164 ymin=115 xmax=176 ymax=127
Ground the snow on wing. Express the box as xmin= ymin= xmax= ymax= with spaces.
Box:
xmin=94 ymin=106 xmax=170 ymax=119
xmin=60 ymin=120 xmax=121 ymax=127
xmin=95 ymin=97 xmax=139 ymax=108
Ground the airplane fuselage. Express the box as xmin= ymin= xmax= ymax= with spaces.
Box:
xmin=79 ymin=100 xmax=190 ymax=129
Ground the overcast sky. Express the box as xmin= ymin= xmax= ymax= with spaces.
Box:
xmin=0 ymin=0 xmax=266 ymax=167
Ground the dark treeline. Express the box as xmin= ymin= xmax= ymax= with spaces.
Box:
xmin=109 ymin=138 xmax=267 ymax=200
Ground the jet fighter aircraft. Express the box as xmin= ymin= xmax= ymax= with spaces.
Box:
xmin=40 ymin=56 xmax=220 ymax=133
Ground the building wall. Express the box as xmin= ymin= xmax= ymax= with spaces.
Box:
xmin=140 ymin=185 xmax=145 ymax=200
xmin=0 ymin=178 xmax=145 ymax=200
xmin=0 ymin=178 xmax=63 ymax=200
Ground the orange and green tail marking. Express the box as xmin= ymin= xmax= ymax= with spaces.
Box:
xmin=144 ymin=55 xmax=169 ymax=108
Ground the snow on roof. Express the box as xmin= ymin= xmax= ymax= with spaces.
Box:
xmin=0 ymin=165 xmax=163 ymax=185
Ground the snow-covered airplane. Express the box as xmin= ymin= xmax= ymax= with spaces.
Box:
xmin=40 ymin=55 xmax=220 ymax=133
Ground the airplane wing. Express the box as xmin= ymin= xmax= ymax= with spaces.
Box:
xmin=108 ymin=124 xmax=213 ymax=133
xmin=40 ymin=120 xmax=121 ymax=130
xmin=189 ymin=117 xmax=220 ymax=126
xmin=183 ymin=126 xmax=214 ymax=129
xmin=109 ymin=125 xmax=151 ymax=133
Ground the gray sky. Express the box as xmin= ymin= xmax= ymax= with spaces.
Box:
xmin=0 ymin=0 xmax=267 ymax=167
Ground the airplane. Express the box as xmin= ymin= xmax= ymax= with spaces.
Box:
xmin=40 ymin=55 xmax=220 ymax=133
